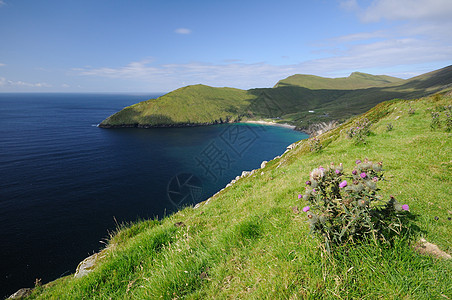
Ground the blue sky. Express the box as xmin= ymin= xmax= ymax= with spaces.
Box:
xmin=1 ymin=0 xmax=451 ymax=93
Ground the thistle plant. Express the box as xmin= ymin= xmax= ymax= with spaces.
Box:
xmin=445 ymin=111 xmax=451 ymax=132
xmin=386 ymin=123 xmax=393 ymax=132
xmin=430 ymin=111 xmax=441 ymax=130
xmin=408 ymin=103 xmax=415 ymax=116
xmin=299 ymin=159 xmax=410 ymax=252
xmin=309 ymin=137 xmax=322 ymax=152
xmin=346 ymin=118 xmax=371 ymax=144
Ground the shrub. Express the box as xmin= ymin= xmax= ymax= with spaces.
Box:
xmin=299 ymin=160 xmax=410 ymax=252
xmin=430 ymin=111 xmax=441 ymax=130
xmin=346 ymin=118 xmax=371 ymax=144
xmin=309 ymin=137 xmax=322 ymax=152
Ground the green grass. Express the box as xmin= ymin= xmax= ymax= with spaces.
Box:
xmin=28 ymin=94 xmax=451 ymax=299
xmin=274 ymin=71 xmax=403 ymax=89
xmin=99 ymin=65 xmax=452 ymax=130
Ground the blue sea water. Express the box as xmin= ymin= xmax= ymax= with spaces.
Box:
xmin=0 ymin=93 xmax=308 ymax=297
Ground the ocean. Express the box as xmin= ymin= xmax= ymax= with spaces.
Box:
xmin=0 ymin=93 xmax=308 ymax=297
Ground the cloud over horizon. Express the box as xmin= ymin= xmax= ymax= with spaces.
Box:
xmin=0 ymin=77 xmax=52 ymax=88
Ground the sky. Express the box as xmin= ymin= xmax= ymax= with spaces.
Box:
xmin=0 ymin=0 xmax=451 ymax=93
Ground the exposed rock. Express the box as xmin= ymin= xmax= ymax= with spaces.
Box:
xmin=305 ymin=121 xmax=338 ymax=137
xmin=414 ymin=238 xmax=451 ymax=259
xmin=8 ymin=288 xmax=32 ymax=299
xmin=241 ymin=171 xmax=251 ymax=177
xmin=261 ymin=161 xmax=267 ymax=169
xmin=74 ymin=250 xmax=107 ymax=278
xmin=286 ymin=142 xmax=297 ymax=150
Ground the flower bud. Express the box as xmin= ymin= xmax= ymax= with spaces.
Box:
xmin=358 ymin=199 xmax=368 ymax=207
xmin=372 ymin=163 xmax=382 ymax=172
xmin=365 ymin=180 xmax=376 ymax=190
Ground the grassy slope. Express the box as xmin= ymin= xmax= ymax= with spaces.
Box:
xmin=101 ymin=85 xmax=253 ymax=126
xmin=30 ymin=94 xmax=451 ymax=299
xmin=99 ymin=66 xmax=452 ymax=129
xmin=274 ymin=72 xmax=404 ymax=89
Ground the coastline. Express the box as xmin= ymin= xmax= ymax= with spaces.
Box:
xmin=241 ymin=120 xmax=296 ymax=130
xmin=98 ymin=119 xmax=298 ymax=131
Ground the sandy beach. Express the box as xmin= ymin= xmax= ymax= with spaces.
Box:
xmin=243 ymin=120 xmax=296 ymax=129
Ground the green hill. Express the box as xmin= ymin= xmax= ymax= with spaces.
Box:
xmin=273 ymin=72 xmax=403 ymax=89
xmin=27 ymin=93 xmax=452 ymax=299
xmin=99 ymin=65 xmax=452 ymax=131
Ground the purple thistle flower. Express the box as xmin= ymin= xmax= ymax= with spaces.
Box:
xmin=303 ymin=206 xmax=310 ymax=212
xmin=352 ymin=170 xmax=357 ymax=175
xmin=402 ymin=204 xmax=409 ymax=211
xmin=339 ymin=180 xmax=347 ymax=188
xmin=360 ymin=172 xmax=367 ymax=179
xmin=306 ymin=180 xmax=311 ymax=185
xmin=335 ymin=169 xmax=341 ymax=174
xmin=312 ymin=188 xmax=316 ymax=192
xmin=298 ymin=194 xmax=302 ymax=199
xmin=319 ymin=166 xmax=325 ymax=171
xmin=356 ymin=159 xmax=362 ymax=164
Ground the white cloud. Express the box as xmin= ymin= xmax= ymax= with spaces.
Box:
xmin=0 ymin=63 xmax=5 ymax=67
xmin=74 ymin=59 xmax=297 ymax=90
xmin=72 ymin=0 xmax=452 ymax=91
xmin=174 ymin=28 xmax=192 ymax=35
xmin=353 ymin=0 xmax=452 ymax=22
xmin=299 ymin=37 xmax=452 ymax=75
xmin=0 ymin=1 xmax=6 ymax=7
xmin=0 ymin=77 xmax=52 ymax=88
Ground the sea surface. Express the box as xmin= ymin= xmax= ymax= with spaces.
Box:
xmin=0 ymin=93 xmax=308 ymax=297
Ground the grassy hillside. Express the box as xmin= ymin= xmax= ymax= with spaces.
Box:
xmin=273 ymin=72 xmax=403 ymax=89
xmin=28 ymin=93 xmax=451 ymax=299
xmin=99 ymin=65 xmax=452 ymax=130
xmin=100 ymin=85 xmax=254 ymax=127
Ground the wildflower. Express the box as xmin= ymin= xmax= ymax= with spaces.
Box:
xmin=402 ymin=204 xmax=409 ymax=211
xmin=303 ymin=206 xmax=310 ymax=212
xmin=319 ymin=166 xmax=325 ymax=171
xmin=335 ymin=169 xmax=341 ymax=175
xmin=356 ymin=159 xmax=362 ymax=164
xmin=339 ymin=180 xmax=347 ymax=188
xmin=352 ymin=170 xmax=357 ymax=175
xmin=310 ymin=168 xmax=324 ymax=181
xmin=372 ymin=177 xmax=378 ymax=182
xmin=305 ymin=180 xmax=311 ymax=185
xmin=372 ymin=162 xmax=383 ymax=172
xmin=298 ymin=194 xmax=302 ymax=199
xmin=360 ymin=172 xmax=367 ymax=179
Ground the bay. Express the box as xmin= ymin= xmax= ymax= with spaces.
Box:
xmin=0 ymin=93 xmax=308 ymax=297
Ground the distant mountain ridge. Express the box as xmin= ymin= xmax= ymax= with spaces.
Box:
xmin=99 ymin=65 xmax=452 ymax=131
xmin=274 ymin=72 xmax=404 ymax=89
